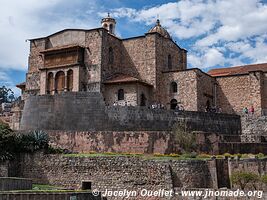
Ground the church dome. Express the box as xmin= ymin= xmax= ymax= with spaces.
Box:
xmin=148 ymin=19 xmax=171 ymax=39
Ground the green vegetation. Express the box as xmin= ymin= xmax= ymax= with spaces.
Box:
xmin=0 ymin=86 xmax=15 ymax=103
xmin=63 ymin=151 xmax=267 ymax=161
xmin=261 ymin=174 xmax=267 ymax=185
xmin=32 ymin=184 xmax=64 ymax=191
xmin=172 ymin=122 xmax=197 ymax=153
xmin=231 ymin=171 xmax=260 ymax=190
xmin=0 ymin=121 xmax=50 ymax=161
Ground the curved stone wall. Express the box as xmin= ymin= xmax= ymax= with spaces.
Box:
xmin=20 ymin=92 xmax=241 ymax=134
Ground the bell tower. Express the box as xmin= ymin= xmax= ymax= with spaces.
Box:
xmin=101 ymin=13 xmax=116 ymax=35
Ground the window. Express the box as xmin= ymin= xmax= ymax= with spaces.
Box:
xmin=118 ymin=89 xmax=124 ymax=100
xmin=108 ymin=47 xmax=114 ymax=64
xmin=168 ymin=54 xmax=172 ymax=69
xmin=109 ymin=24 xmax=113 ymax=33
xmin=170 ymin=82 xmax=177 ymax=93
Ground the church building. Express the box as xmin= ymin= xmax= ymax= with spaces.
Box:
xmin=17 ymin=14 xmax=267 ymax=116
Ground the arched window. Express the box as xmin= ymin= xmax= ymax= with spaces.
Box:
xmin=47 ymin=72 xmax=53 ymax=94
xmin=170 ymin=82 xmax=177 ymax=93
xmin=140 ymin=93 xmax=146 ymax=106
xmin=67 ymin=69 xmax=73 ymax=91
xmin=109 ymin=47 xmax=114 ymax=64
xmin=109 ymin=24 xmax=113 ymax=33
xmin=168 ymin=54 xmax=172 ymax=69
xmin=55 ymin=71 xmax=65 ymax=94
xmin=118 ymin=89 xmax=124 ymax=101
xmin=170 ymin=99 xmax=178 ymax=110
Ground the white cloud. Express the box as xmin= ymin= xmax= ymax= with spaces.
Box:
xmin=107 ymin=0 xmax=267 ymax=69
xmin=0 ymin=0 xmax=100 ymax=71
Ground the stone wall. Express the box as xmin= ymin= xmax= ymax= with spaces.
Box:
xmin=18 ymin=153 xmax=215 ymax=192
xmin=20 ymin=92 xmax=241 ymax=135
xmin=216 ymin=71 xmax=265 ymax=116
xmin=241 ymin=116 xmax=267 ymax=142
xmin=103 ymin=82 xmax=152 ymax=107
xmin=47 ymin=130 xmax=220 ymax=154
xmin=161 ymin=70 xmax=198 ymax=111
xmin=0 ymin=177 xmax=32 ymax=191
xmin=0 ymin=162 xmax=8 ymax=177
xmin=229 ymin=159 xmax=267 ymax=190
xmin=0 ymin=192 xmax=101 ymax=200
xmin=196 ymin=70 xmax=216 ymax=112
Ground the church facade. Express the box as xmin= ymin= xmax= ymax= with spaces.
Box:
xmin=17 ymin=15 xmax=267 ymax=116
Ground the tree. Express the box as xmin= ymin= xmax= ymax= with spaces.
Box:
xmin=0 ymin=86 xmax=15 ymax=104
xmin=0 ymin=121 xmax=16 ymax=161
xmin=231 ymin=171 xmax=260 ymax=190
xmin=172 ymin=122 xmax=197 ymax=153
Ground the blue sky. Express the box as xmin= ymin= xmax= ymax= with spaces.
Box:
xmin=0 ymin=0 xmax=267 ymax=96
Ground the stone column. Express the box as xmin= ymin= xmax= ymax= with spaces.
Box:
xmin=64 ymin=71 xmax=68 ymax=92
xmin=52 ymin=72 xmax=56 ymax=95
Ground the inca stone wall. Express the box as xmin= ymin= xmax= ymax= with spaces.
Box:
xmin=47 ymin=130 xmax=220 ymax=154
xmin=18 ymin=153 xmax=215 ymax=192
xmin=20 ymin=92 xmax=241 ymax=135
xmin=0 ymin=192 xmax=101 ymax=200
xmin=0 ymin=162 xmax=8 ymax=177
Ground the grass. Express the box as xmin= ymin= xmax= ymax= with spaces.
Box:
xmin=63 ymin=152 xmax=267 ymax=161
xmin=32 ymin=184 xmax=64 ymax=190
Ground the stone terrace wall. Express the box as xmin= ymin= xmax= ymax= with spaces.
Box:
xmin=0 ymin=192 xmax=101 ymax=200
xmin=0 ymin=162 xmax=8 ymax=177
xmin=20 ymin=92 xmax=241 ymax=135
xmin=48 ymin=130 xmax=220 ymax=154
xmin=18 ymin=153 xmax=215 ymax=192
xmin=241 ymin=116 xmax=267 ymax=142
xmin=229 ymin=159 xmax=267 ymax=190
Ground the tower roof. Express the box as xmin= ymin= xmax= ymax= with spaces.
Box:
xmin=148 ymin=19 xmax=171 ymax=39
xmin=101 ymin=13 xmax=116 ymax=24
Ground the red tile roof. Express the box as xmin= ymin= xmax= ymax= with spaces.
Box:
xmin=104 ymin=74 xmax=152 ymax=86
xmin=208 ymin=63 xmax=267 ymax=77
xmin=16 ymin=82 xmax=26 ymax=89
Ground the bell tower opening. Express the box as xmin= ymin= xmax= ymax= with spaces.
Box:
xmin=101 ymin=13 xmax=116 ymax=35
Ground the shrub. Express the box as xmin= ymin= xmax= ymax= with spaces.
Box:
xmin=223 ymin=153 xmax=232 ymax=158
xmin=16 ymin=130 xmax=49 ymax=152
xmin=153 ymin=153 xmax=165 ymax=157
xmin=169 ymin=153 xmax=180 ymax=157
xmin=257 ymin=153 xmax=265 ymax=158
xmin=231 ymin=171 xmax=260 ymax=190
xmin=261 ymin=175 xmax=267 ymax=185
xmin=0 ymin=125 xmax=50 ymax=161
xmin=197 ymin=153 xmax=212 ymax=159
xmin=0 ymin=122 xmax=16 ymax=161
xmin=182 ymin=152 xmax=198 ymax=159
xmin=172 ymin=123 xmax=196 ymax=153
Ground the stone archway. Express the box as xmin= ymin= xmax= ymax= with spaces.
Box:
xmin=55 ymin=71 xmax=65 ymax=94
